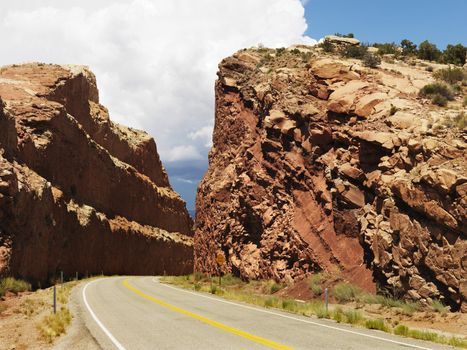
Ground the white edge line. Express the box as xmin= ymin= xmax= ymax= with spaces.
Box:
xmin=82 ymin=279 xmax=127 ymax=350
xmin=154 ymin=278 xmax=434 ymax=350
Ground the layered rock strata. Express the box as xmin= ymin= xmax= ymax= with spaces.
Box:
xmin=0 ymin=63 xmax=193 ymax=283
xmin=195 ymin=47 xmax=466 ymax=311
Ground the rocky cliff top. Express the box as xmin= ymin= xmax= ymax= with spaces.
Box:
xmin=195 ymin=46 xmax=466 ymax=311
xmin=0 ymin=63 xmax=172 ymax=187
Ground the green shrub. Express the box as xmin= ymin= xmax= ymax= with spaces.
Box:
xmin=222 ymin=274 xmax=242 ymax=286
xmin=308 ymin=301 xmax=328 ymax=318
xmin=418 ymin=40 xmax=442 ymax=61
xmin=214 ymin=287 xmax=225 ymax=296
xmin=309 ymin=274 xmax=323 ymax=295
xmin=209 ymin=284 xmax=217 ymax=294
xmin=194 ymin=283 xmax=201 ymax=291
xmin=363 ymin=53 xmax=382 ymax=68
xmin=281 ymin=299 xmax=299 ymax=312
xmin=389 ymin=105 xmax=399 ymax=116
xmin=276 ymin=47 xmax=286 ymax=56
xmin=448 ymin=337 xmax=467 ymax=348
xmin=375 ymin=295 xmax=404 ymax=308
xmin=408 ymin=329 xmax=438 ymax=342
xmin=335 ymin=33 xmax=354 ymax=38
xmin=394 ymin=324 xmax=410 ymax=337
xmin=426 ymin=66 xmax=434 ymax=72
xmin=365 ymin=318 xmax=389 ymax=332
xmin=0 ymin=277 xmax=31 ymax=296
xmin=400 ymin=39 xmax=417 ymax=56
xmin=431 ymin=300 xmax=448 ymax=314
xmin=342 ymin=45 xmax=368 ymax=59
xmin=442 ymin=44 xmax=467 ymax=66
xmin=332 ymin=307 xmax=344 ymax=323
xmin=270 ymin=282 xmax=283 ymax=294
xmin=320 ymin=40 xmax=334 ymax=53
xmin=265 ymin=297 xmax=279 ymax=308
xmin=256 ymin=54 xmax=272 ymax=69
xmin=400 ymin=302 xmax=420 ymax=315
xmin=373 ymin=42 xmax=399 ymax=55
xmin=315 ymin=306 xmax=329 ymax=319
xmin=344 ymin=309 xmax=363 ymax=324
xmin=419 ymin=83 xmax=454 ymax=98
xmin=366 ymin=295 xmax=420 ymax=315
xmin=356 ymin=293 xmax=378 ymax=304
xmin=419 ymin=83 xmax=455 ymax=106
xmin=432 ymin=94 xmax=448 ymax=106
xmin=433 ymin=67 xmax=465 ymax=85
xmin=312 ymin=285 xmax=323 ymax=296
xmin=192 ymin=272 xmax=202 ymax=281
xmin=452 ymin=84 xmax=462 ymax=93
xmin=333 ymin=282 xmax=363 ymax=303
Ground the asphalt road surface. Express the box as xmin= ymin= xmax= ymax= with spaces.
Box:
xmin=74 ymin=276 xmax=455 ymax=350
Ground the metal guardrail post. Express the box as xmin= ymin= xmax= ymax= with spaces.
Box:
xmin=53 ymin=285 xmax=57 ymax=314
xmin=325 ymin=287 xmax=329 ymax=313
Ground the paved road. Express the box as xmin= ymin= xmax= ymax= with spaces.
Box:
xmin=75 ymin=276 xmax=454 ymax=350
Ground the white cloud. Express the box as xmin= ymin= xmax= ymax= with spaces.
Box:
xmin=189 ymin=125 xmax=214 ymax=148
xmin=166 ymin=145 xmax=203 ymax=162
xmin=174 ymin=177 xmax=196 ymax=185
xmin=0 ymin=0 xmax=313 ymax=204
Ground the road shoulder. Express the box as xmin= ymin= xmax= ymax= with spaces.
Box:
xmin=53 ymin=283 xmax=100 ymax=350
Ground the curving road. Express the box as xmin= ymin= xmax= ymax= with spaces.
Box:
xmin=71 ymin=276 xmax=453 ymax=350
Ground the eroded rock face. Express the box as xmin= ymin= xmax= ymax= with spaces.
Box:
xmin=195 ymin=48 xmax=466 ymax=311
xmin=0 ymin=63 xmax=193 ymax=282
xmin=323 ymin=35 xmax=360 ymax=52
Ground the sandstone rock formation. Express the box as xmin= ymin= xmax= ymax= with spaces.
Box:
xmin=323 ymin=35 xmax=360 ymax=51
xmin=195 ymin=48 xmax=466 ymax=311
xmin=0 ymin=63 xmax=193 ymax=283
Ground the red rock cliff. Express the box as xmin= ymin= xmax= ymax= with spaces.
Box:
xmin=0 ymin=63 xmax=193 ymax=282
xmin=195 ymin=47 xmax=466 ymax=312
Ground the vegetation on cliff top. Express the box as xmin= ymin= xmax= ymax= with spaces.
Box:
xmin=373 ymin=39 xmax=466 ymax=65
xmin=419 ymin=66 xmax=466 ymax=108
xmin=321 ymin=35 xmax=466 ymax=66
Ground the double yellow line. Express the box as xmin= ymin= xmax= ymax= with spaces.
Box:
xmin=123 ymin=279 xmax=293 ymax=350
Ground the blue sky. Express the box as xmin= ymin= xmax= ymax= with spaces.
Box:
xmin=169 ymin=0 xmax=467 ymax=213
xmin=303 ymin=0 xmax=467 ymax=48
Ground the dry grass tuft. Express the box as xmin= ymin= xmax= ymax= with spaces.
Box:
xmin=0 ymin=277 xmax=31 ymax=296
xmin=37 ymin=307 xmax=71 ymax=343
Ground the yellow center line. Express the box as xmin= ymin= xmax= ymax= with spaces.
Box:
xmin=122 ymin=279 xmax=294 ymax=350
